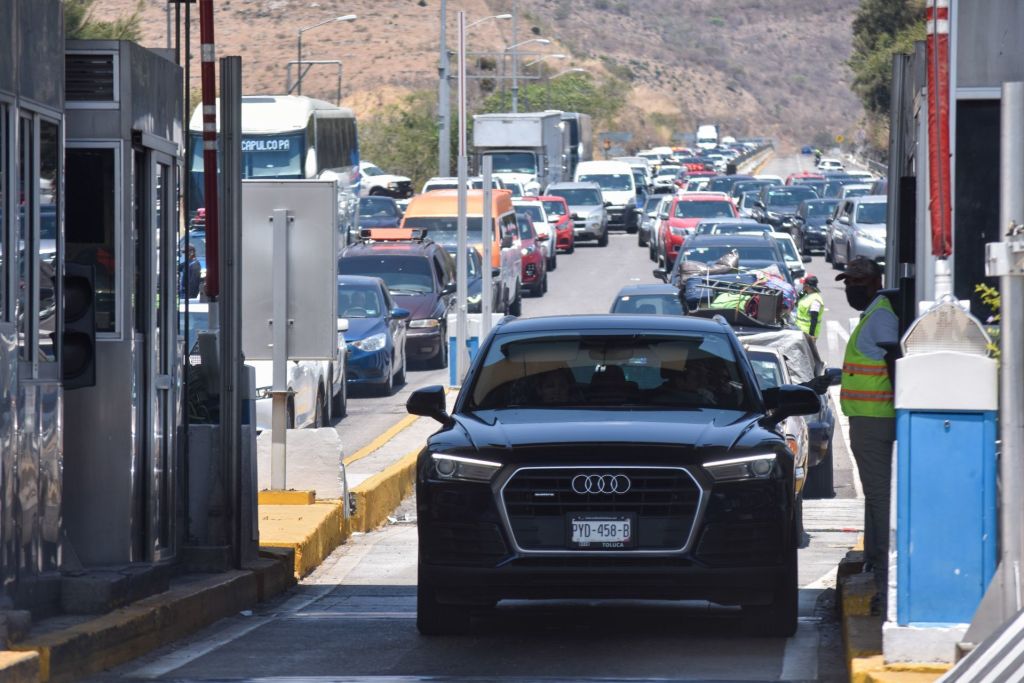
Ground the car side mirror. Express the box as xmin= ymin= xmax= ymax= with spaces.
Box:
xmin=653 ymin=268 xmax=668 ymax=283
xmin=536 ymin=232 xmax=550 ymax=241
xmin=337 ymin=318 xmax=349 ymax=332
xmin=825 ymin=367 xmax=842 ymax=386
xmin=441 ymin=282 xmax=457 ymax=296
xmin=604 ymin=201 xmax=612 ymax=207
xmin=391 ymin=307 xmax=411 ymax=320
xmin=839 ymin=215 xmax=850 ymax=224
xmin=491 ymin=267 xmax=501 ymax=277
xmin=501 ymin=235 xmax=514 ymax=249
xmin=407 ymin=385 xmax=452 ymax=426
xmin=761 ymin=384 xmax=821 ymax=425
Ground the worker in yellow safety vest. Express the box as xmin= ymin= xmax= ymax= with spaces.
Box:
xmin=795 ymin=275 xmax=824 ymax=339
xmin=836 ymin=256 xmax=898 ymax=616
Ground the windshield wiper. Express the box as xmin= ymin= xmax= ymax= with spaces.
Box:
xmin=389 ymin=288 xmax=426 ymax=295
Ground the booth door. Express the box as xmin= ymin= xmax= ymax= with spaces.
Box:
xmin=138 ymin=149 xmax=178 ymax=562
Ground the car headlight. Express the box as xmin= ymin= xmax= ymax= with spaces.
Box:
xmin=467 ymin=293 xmax=481 ymax=304
xmin=767 ymin=211 xmax=780 ymax=219
xmin=704 ymin=453 xmax=777 ymax=482
xmin=351 ymin=333 xmax=387 ymax=352
xmin=409 ymin=318 xmax=440 ymax=329
xmin=387 ymin=181 xmax=399 ymax=189
xmin=858 ymin=231 xmax=885 ymax=245
xmin=255 ymin=386 xmax=272 ymax=400
xmin=522 ymin=245 xmax=535 ymax=255
xmin=431 ymin=453 xmax=501 ymax=482
xmin=670 ymin=227 xmax=687 ymax=237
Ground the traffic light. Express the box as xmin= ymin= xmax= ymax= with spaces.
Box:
xmin=63 ymin=262 xmax=96 ymax=390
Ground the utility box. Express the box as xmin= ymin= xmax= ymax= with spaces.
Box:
xmin=886 ymin=300 xmax=997 ymax=663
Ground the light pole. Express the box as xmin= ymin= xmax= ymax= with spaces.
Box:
xmin=296 ymin=14 xmax=356 ymax=96
xmin=508 ymin=37 xmax=549 ymax=113
xmin=439 ymin=10 xmax=511 ymax=176
xmin=523 ymin=53 xmax=565 ymax=69
xmin=546 ymin=67 xmax=587 ymax=109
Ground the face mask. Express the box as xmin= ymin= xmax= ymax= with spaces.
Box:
xmin=845 ymin=284 xmax=872 ymax=311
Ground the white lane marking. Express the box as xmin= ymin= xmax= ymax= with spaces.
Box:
xmin=779 ymin=618 xmax=820 ymax=681
xmin=803 ymin=566 xmax=839 ymax=591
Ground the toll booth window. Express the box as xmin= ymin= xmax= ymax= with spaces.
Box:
xmin=66 ymin=147 xmax=117 ymax=333
xmin=38 ymin=120 xmax=59 ymax=363
xmin=16 ymin=116 xmax=32 ymax=359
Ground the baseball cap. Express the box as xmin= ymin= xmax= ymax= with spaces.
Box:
xmin=803 ymin=275 xmax=819 ymax=288
xmin=836 ymin=256 xmax=882 ymax=282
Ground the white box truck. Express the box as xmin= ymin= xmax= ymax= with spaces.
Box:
xmin=696 ymin=123 xmax=719 ymax=150
xmin=473 ymin=112 xmax=568 ymax=195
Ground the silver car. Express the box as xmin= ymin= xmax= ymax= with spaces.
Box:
xmin=827 ymin=195 xmax=887 ymax=268
xmin=545 ymin=181 xmax=609 ymax=246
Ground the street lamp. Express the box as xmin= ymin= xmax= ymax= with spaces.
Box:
xmin=524 ymin=53 xmax=565 ymax=69
xmin=466 ymin=13 xmax=511 ymax=30
xmin=296 ymin=14 xmax=356 ymax=96
xmin=507 ymin=38 xmax=550 ymax=113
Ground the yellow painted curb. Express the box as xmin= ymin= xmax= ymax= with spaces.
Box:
xmin=258 ymin=489 xmax=315 ymax=505
xmin=350 ymin=447 xmax=420 ymax=532
xmin=851 ymin=656 xmax=949 ymax=683
xmin=259 ymin=501 xmax=347 ymax=578
xmin=0 ymin=651 xmax=40 ymax=683
xmin=343 ymin=414 xmax=418 ymax=466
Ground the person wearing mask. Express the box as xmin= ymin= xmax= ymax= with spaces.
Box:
xmin=836 ymin=256 xmax=898 ymax=615
xmin=181 ymin=245 xmax=201 ymax=300
xmin=795 ymin=275 xmax=825 ymax=340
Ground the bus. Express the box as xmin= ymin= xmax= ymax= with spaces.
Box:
xmin=187 ymin=95 xmax=360 ymax=243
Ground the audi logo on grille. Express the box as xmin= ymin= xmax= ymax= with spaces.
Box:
xmin=571 ymin=474 xmax=631 ymax=495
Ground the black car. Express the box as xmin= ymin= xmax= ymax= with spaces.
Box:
xmin=753 ymin=185 xmax=819 ymax=231
xmin=409 ymin=314 xmax=820 ymax=636
xmin=787 ymin=199 xmax=840 ymax=254
xmin=358 ymin=196 xmax=403 ymax=229
xmin=705 ymin=174 xmax=755 ymax=194
xmin=338 ymin=230 xmax=456 ymax=368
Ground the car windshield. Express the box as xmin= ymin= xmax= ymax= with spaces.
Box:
xmin=488 ymin=152 xmax=536 ymax=174
xmin=766 ymin=187 xmax=817 ymax=206
xmin=682 ymin=244 xmax=780 ymax=263
xmin=844 ymin=187 xmax=871 ymax=198
xmin=550 ymin=188 xmax=602 ymax=206
xmin=516 ymin=205 xmax=545 ymax=223
xmin=516 ymin=216 xmax=536 ymax=241
xmin=578 ymin=174 xmax=633 ymax=191
xmin=856 ymin=202 xmax=887 ymax=224
xmin=740 ymin=193 xmax=760 ymax=208
xmin=541 ymin=200 xmax=567 ymax=217
xmin=339 ymin=255 xmax=435 ymax=294
xmin=657 ymin=167 xmax=680 ymax=177
xmin=362 ymin=165 xmax=385 ymax=177
xmin=468 ymin=331 xmax=753 ymax=411
xmin=611 ymin=294 xmax=684 ymax=315
xmin=238 ymin=132 xmax=305 ymax=179
xmin=805 ymin=201 xmax=838 ymax=218
xmin=337 ymin=284 xmax=384 ymax=318
xmin=775 ymin=238 xmax=799 ymax=261
xmin=674 ymin=201 xmax=734 ymax=218
xmin=644 ymin=196 xmax=664 ymax=211
xmin=748 ymin=355 xmax=783 ymax=390
xmin=359 ymin=197 xmax=399 ymax=217
xmin=402 ymin=216 xmax=485 ymax=245
xmin=425 ymin=182 xmax=459 ymax=192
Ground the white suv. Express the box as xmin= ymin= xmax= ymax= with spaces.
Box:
xmin=816 ymin=157 xmax=845 ymax=172
xmin=359 ymin=161 xmax=413 ymax=199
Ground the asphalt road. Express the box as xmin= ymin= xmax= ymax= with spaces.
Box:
xmin=93 ymin=154 xmax=865 ymax=683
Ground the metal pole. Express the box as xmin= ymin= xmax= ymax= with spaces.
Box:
xmin=166 ymin=3 xmax=172 ymax=50
xmin=438 ymin=0 xmax=451 ymax=176
xmin=199 ymin=0 xmax=221 ymax=299
xmin=219 ymin=55 xmax=244 ymax=566
xmin=998 ymin=81 xmax=1024 ymax=615
xmin=481 ymin=156 xmax=493 ymax=336
xmin=510 ymin=0 xmax=518 ymax=113
xmin=270 ymin=209 xmax=290 ymax=489
xmin=455 ymin=12 xmax=470 ymax=384
xmin=296 ymin=31 xmax=303 ymax=96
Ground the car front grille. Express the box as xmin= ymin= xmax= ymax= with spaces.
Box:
xmin=501 ymin=467 xmax=702 ymax=552
xmin=394 ymin=181 xmax=413 ymax=197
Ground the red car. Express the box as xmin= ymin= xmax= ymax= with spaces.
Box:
xmin=659 ymin=193 xmax=739 ymax=268
xmin=526 ymin=195 xmax=575 ymax=254
xmin=785 ymin=172 xmax=825 ymax=185
xmin=515 ymin=212 xmax=548 ymax=296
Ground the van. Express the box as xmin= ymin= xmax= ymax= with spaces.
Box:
xmin=573 ymin=159 xmax=640 ymax=233
xmin=400 ymin=190 xmax=524 ymax=315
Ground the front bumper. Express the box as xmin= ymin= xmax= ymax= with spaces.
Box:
xmin=521 ymin=256 xmax=543 ymax=286
xmin=556 ymin=225 xmax=574 ymax=250
xmin=853 ymin=237 xmax=886 ymax=263
xmin=802 ymin=228 xmax=827 ymax=249
xmin=572 ymin=219 xmax=604 ymax=241
xmin=371 ymin=181 xmax=413 ymax=198
xmin=345 ymin=346 xmax=390 ymax=384
xmin=405 ymin=327 xmax=443 ymax=361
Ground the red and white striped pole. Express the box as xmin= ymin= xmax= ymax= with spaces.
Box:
xmin=199 ymin=0 xmax=220 ymax=298
xmin=926 ymin=0 xmax=951 ymax=261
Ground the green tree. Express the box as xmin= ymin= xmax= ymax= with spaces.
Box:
xmin=848 ymin=0 xmax=925 ymax=118
xmin=479 ymin=72 xmax=628 ymax=128
xmin=359 ymin=90 xmax=441 ymax=191
xmin=64 ymin=0 xmax=143 ymax=40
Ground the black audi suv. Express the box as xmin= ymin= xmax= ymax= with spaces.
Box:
xmin=408 ymin=314 xmax=820 ymax=637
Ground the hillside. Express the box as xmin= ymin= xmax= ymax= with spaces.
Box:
xmin=90 ymin=0 xmax=864 ymax=149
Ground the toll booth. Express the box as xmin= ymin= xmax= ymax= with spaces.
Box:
xmin=0 ymin=0 xmax=66 ymax=608
xmin=61 ymin=41 xmax=184 ymax=567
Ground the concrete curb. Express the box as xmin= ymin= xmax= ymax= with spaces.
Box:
xmin=350 ymin=448 xmax=419 ymax=532
xmin=0 ymin=651 xmax=40 ymax=683
xmin=259 ymin=501 xmax=348 ymax=579
xmin=10 ymin=557 xmax=293 ymax=683
xmin=838 ymin=551 xmax=952 ymax=683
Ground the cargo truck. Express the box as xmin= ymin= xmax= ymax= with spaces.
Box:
xmin=557 ymin=111 xmax=592 ymax=177
xmin=473 ymin=112 xmax=568 ymax=196
xmin=696 ymin=123 xmax=719 ymax=150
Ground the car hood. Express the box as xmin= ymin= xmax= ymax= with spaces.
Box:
xmin=369 ymin=173 xmax=411 ymax=184
xmin=856 ymin=222 xmax=886 ymax=234
xmin=602 ymin=190 xmax=635 ymax=206
xmin=359 ymin=216 xmax=401 ymax=228
xmin=568 ymin=204 xmax=603 ymax=218
xmin=343 ymin=316 xmax=386 ymax=342
xmin=391 ymin=293 xmax=439 ymax=320
xmin=766 ymin=204 xmax=799 ymax=215
xmin=248 ymin=359 xmax=304 ymax=389
xmin=452 ymin=408 xmax=763 ymax=452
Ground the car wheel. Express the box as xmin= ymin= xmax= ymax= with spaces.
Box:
xmin=626 ymin=223 xmax=638 ymax=235
xmin=597 ymin=228 xmax=609 ymax=247
xmin=332 ymin=371 xmax=348 ymax=419
xmin=378 ymin=362 xmax=395 ymax=396
xmin=541 ymin=272 xmax=548 ymax=295
xmin=825 ymin=240 xmax=833 ymax=263
xmin=417 ymin=578 xmax=472 ymax=635
xmin=742 ymin=539 xmax=798 ymax=637
xmin=804 ymin=441 xmax=835 ymax=499
xmin=638 ymin=229 xmax=648 ymax=247
xmin=566 ymin=238 xmax=575 ymax=254
xmin=430 ymin=329 xmax=449 ymax=370
xmin=395 ymin=350 xmax=407 ymax=386
xmin=509 ymin=288 xmax=523 ymax=316
xmin=369 ymin=187 xmax=386 ymax=196
xmin=548 ymin=251 xmax=557 ymax=271
xmin=649 ymin=238 xmax=657 ymax=262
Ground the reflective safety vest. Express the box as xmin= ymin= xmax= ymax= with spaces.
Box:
xmin=840 ymin=296 xmax=895 ymax=418
xmin=795 ymin=291 xmax=824 ymax=339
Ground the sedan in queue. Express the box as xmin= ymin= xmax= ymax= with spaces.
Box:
xmin=338 ymin=275 xmax=410 ymax=396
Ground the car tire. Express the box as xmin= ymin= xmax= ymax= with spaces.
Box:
xmin=825 ymin=240 xmax=833 ymax=263
xmin=649 ymin=239 xmax=657 ymax=262
xmin=417 ymin=578 xmax=472 ymax=635
xmin=804 ymin=441 xmax=835 ymax=499
xmin=541 ymin=272 xmax=548 ymax=295
xmin=742 ymin=540 xmax=798 ymax=637
xmin=430 ymin=329 xmax=449 ymax=370
xmin=509 ymin=288 xmax=523 ymax=316
xmin=395 ymin=351 xmax=407 ymax=386
xmin=378 ymin=363 xmax=395 ymax=396
xmin=566 ymin=239 xmax=575 ymax=254
xmin=626 ymin=223 xmax=638 ymax=235
xmin=332 ymin=371 xmax=348 ymax=419
xmin=313 ymin=388 xmax=326 ymax=428
xmin=638 ymin=229 xmax=648 ymax=247
xmin=597 ymin=229 xmax=609 ymax=247
xmin=548 ymin=251 xmax=557 ymax=271
xmin=369 ymin=187 xmax=386 ymax=196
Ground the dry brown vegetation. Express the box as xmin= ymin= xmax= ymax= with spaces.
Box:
xmin=90 ymin=0 xmax=865 ymax=148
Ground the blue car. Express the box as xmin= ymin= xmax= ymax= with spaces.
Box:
xmin=358 ymin=196 xmax=403 ymax=229
xmin=339 ymin=275 xmax=410 ymax=395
